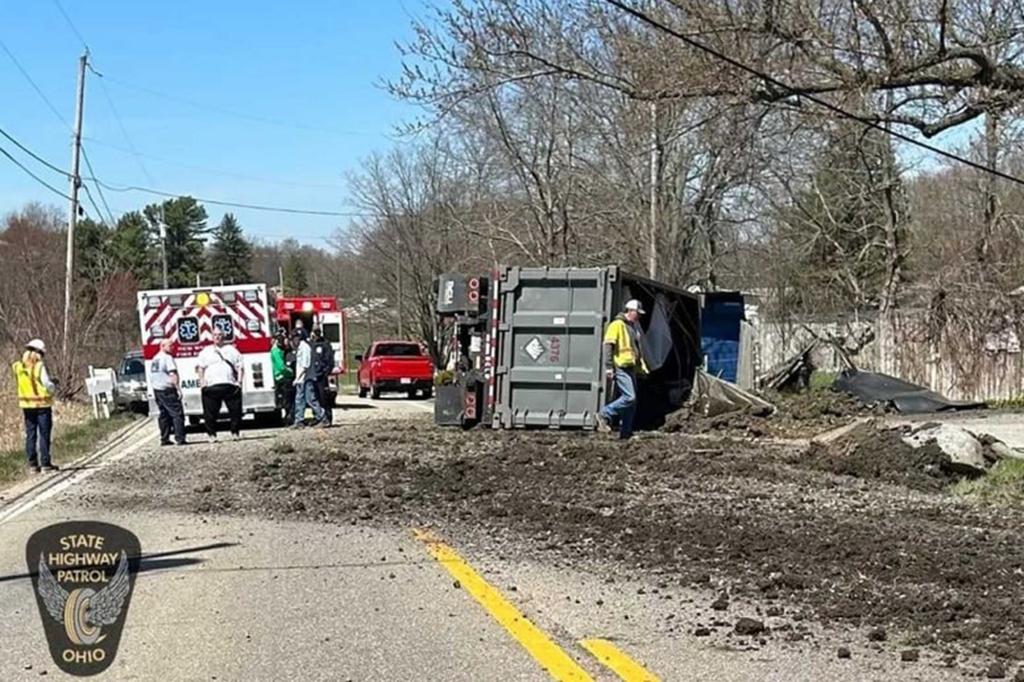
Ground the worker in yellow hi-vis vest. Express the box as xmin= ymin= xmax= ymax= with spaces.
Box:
xmin=11 ymin=339 xmax=58 ymax=474
xmin=596 ymin=300 xmax=649 ymax=439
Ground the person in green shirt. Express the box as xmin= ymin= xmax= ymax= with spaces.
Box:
xmin=272 ymin=332 xmax=296 ymax=423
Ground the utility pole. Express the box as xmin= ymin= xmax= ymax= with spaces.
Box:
xmin=648 ymin=100 xmax=660 ymax=280
xmin=395 ymin=234 xmax=404 ymax=338
xmin=62 ymin=52 xmax=87 ymax=365
xmin=278 ymin=265 xmax=284 ymax=294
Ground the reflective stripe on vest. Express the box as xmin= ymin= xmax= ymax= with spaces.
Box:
xmin=12 ymin=361 xmax=53 ymax=409
xmin=603 ymin=318 xmax=649 ymax=374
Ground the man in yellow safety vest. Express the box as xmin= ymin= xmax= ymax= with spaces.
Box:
xmin=596 ymin=300 xmax=649 ymax=439
xmin=11 ymin=338 xmax=58 ymax=473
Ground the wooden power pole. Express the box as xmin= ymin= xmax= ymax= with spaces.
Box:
xmin=62 ymin=52 xmax=87 ymax=365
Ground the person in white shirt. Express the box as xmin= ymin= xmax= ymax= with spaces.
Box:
xmin=196 ymin=328 xmax=244 ymax=441
xmin=291 ymin=328 xmax=325 ymax=427
xmin=151 ymin=338 xmax=186 ymax=445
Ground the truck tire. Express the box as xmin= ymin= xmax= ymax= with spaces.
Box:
xmin=255 ymin=410 xmax=283 ymax=428
xmin=358 ymin=385 xmax=368 ymax=398
xmin=422 ymin=387 xmax=433 ymax=399
xmin=371 ymin=385 xmax=381 ymax=400
xmin=407 ymin=388 xmax=417 ymax=399
xmin=188 ymin=416 xmax=202 ymax=427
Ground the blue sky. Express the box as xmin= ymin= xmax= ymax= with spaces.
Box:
xmin=0 ymin=1 xmax=433 ymax=246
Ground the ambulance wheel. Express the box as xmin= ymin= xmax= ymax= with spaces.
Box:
xmin=407 ymin=389 xmax=417 ymax=399
xmin=358 ymin=385 xmax=368 ymax=398
xmin=371 ymin=385 xmax=381 ymax=400
xmin=188 ymin=416 xmax=202 ymax=427
xmin=422 ymin=388 xmax=433 ymax=400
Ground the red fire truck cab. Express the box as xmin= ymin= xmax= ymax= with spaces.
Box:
xmin=273 ymin=296 xmax=348 ymax=376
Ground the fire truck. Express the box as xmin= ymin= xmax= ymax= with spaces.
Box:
xmin=137 ymin=283 xmax=278 ymax=423
xmin=272 ymin=295 xmax=347 ymax=404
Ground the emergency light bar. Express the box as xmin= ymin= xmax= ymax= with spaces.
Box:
xmin=244 ymin=290 xmax=258 ymax=301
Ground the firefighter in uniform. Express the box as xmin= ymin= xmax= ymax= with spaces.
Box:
xmin=596 ymin=300 xmax=649 ymax=439
xmin=12 ymin=339 xmax=58 ymax=473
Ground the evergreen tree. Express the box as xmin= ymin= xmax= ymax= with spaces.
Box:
xmin=143 ymin=197 xmax=208 ymax=287
xmin=74 ymin=217 xmax=111 ymax=281
xmin=282 ymin=251 xmax=309 ymax=295
xmin=205 ymin=213 xmax=253 ymax=284
xmin=111 ymin=211 xmax=154 ymax=286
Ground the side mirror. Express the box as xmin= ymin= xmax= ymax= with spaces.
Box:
xmin=354 ymin=355 xmax=363 ymax=362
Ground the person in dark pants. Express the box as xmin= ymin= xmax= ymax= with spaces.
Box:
xmin=272 ymin=332 xmax=295 ymax=424
xmin=311 ymin=327 xmax=335 ymax=426
xmin=196 ymin=328 xmax=244 ymax=441
xmin=596 ymin=300 xmax=649 ymax=439
xmin=13 ymin=339 xmax=57 ymax=473
xmin=151 ymin=338 xmax=186 ymax=445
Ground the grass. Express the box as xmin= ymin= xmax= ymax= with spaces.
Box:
xmin=951 ymin=458 xmax=1024 ymax=506
xmin=809 ymin=371 xmax=838 ymax=391
xmin=0 ymin=409 xmax=135 ymax=486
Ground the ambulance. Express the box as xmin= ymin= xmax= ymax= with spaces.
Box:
xmin=137 ymin=283 xmax=279 ymax=423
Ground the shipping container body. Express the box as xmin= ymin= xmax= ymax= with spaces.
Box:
xmin=436 ymin=267 xmax=701 ymax=430
xmin=137 ymin=284 xmax=276 ymax=419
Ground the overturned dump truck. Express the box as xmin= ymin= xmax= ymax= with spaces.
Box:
xmin=435 ymin=266 xmax=701 ymax=430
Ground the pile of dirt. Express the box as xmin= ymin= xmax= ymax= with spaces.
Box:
xmin=797 ymin=422 xmax=958 ymax=491
xmin=663 ymin=389 xmax=880 ymax=440
xmin=97 ymin=418 xmax=1024 ymax=660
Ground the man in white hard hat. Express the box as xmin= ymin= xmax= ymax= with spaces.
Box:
xmin=12 ymin=338 xmax=58 ymax=473
xmin=596 ymin=299 xmax=649 ymax=439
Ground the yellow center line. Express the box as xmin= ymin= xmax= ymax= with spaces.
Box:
xmin=580 ymin=638 xmax=661 ymax=682
xmin=413 ymin=529 xmax=594 ymax=682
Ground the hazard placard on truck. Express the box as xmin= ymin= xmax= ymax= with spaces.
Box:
xmin=137 ymin=284 xmax=278 ymax=422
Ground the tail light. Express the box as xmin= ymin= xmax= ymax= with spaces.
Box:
xmin=251 ymin=362 xmax=264 ymax=389
xmin=464 ymin=391 xmax=477 ymax=419
xmin=468 ymin=277 xmax=480 ymax=304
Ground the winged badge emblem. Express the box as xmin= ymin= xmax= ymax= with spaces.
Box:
xmin=36 ymin=550 xmax=131 ymax=646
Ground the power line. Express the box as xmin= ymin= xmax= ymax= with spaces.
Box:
xmin=604 ymin=0 xmax=1024 ymax=188
xmin=0 ymin=38 xmax=70 ymax=128
xmin=87 ymin=178 xmax=372 ymax=217
xmin=100 ymin=74 xmax=371 ymax=137
xmin=0 ymin=143 xmax=72 ymax=200
xmin=80 ymin=146 xmax=119 ymax=225
xmin=87 ymin=64 xmax=156 ymax=185
xmin=52 ymin=0 xmax=90 ymax=52
xmin=0 ymin=124 xmax=71 ymax=177
xmin=82 ymin=136 xmax=343 ymax=189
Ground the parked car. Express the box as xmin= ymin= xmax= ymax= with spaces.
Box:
xmin=356 ymin=341 xmax=435 ymax=399
xmin=115 ymin=350 xmax=149 ymax=413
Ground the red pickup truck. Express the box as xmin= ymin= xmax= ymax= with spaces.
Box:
xmin=356 ymin=341 xmax=435 ymax=399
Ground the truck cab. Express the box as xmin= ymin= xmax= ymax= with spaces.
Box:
xmin=273 ymin=296 xmax=347 ymax=403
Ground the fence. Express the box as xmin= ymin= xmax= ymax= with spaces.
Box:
xmin=754 ymin=311 xmax=1024 ymax=403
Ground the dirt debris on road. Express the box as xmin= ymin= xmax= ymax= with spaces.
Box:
xmin=662 ymin=388 xmax=882 ymax=440
xmin=88 ymin=414 xmax=1024 ymax=665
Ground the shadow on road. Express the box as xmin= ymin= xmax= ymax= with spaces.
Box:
xmin=0 ymin=541 xmax=238 ymax=584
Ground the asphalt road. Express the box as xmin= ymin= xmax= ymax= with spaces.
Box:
xmin=0 ymin=397 xmax=968 ymax=681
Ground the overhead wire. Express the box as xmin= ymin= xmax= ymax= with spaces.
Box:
xmin=80 ymin=147 xmax=119 ymax=225
xmin=86 ymin=178 xmax=372 ymax=217
xmin=0 ymin=38 xmax=71 ymax=127
xmin=0 ymin=143 xmax=72 ymax=201
xmin=604 ymin=0 xmax=1024 ymax=188
xmin=98 ymin=74 xmax=371 ymax=138
xmin=52 ymin=0 xmax=90 ymax=52
xmin=0 ymin=124 xmax=71 ymax=177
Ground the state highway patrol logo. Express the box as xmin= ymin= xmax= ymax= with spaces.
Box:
xmin=26 ymin=521 xmax=141 ymax=676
